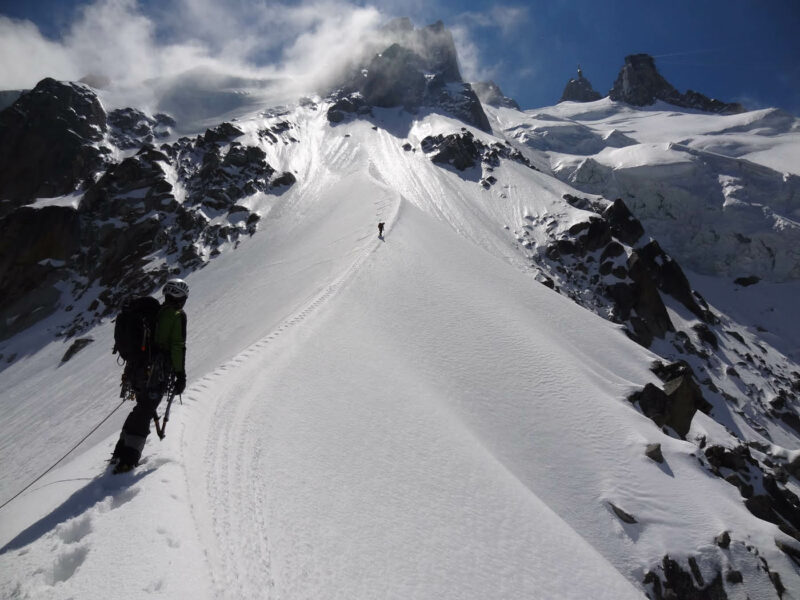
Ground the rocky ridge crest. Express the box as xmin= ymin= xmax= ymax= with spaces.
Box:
xmin=610 ymin=54 xmax=744 ymax=114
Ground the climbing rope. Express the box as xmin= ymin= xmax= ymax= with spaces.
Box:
xmin=0 ymin=399 xmax=127 ymax=511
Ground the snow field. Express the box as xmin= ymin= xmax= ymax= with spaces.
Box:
xmin=182 ymin=195 xmax=647 ymax=599
xmin=2 ymin=99 xmax=800 ymax=599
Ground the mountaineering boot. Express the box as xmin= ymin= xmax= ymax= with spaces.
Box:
xmin=112 ymin=461 xmax=135 ymax=474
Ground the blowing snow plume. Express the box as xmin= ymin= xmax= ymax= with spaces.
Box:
xmin=0 ymin=0 xmax=404 ymax=124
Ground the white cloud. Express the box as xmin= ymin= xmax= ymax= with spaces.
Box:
xmin=445 ymin=4 xmax=529 ymax=84
xmin=450 ymin=24 xmax=497 ymax=83
xmin=275 ymin=3 xmax=385 ymax=89
xmin=454 ymin=5 xmax=529 ymax=35
xmin=0 ymin=16 xmax=80 ymax=88
xmin=0 ymin=0 xmax=497 ymax=111
xmin=0 ymin=0 xmax=395 ymax=89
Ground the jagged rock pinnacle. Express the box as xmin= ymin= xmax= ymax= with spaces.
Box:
xmin=609 ymin=53 xmax=744 ymax=114
xmin=560 ymin=64 xmax=602 ymax=103
xmin=337 ymin=19 xmax=491 ymax=131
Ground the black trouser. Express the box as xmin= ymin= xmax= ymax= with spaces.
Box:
xmin=114 ymin=358 xmax=169 ymax=465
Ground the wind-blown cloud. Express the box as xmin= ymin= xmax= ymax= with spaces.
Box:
xmin=448 ymin=4 xmax=529 ymax=84
xmin=0 ymin=16 xmax=80 ymax=88
xmin=454 ymin=5 xmax=529 ymax=36
xmin=0 ymin=0 xmax=505 ymax=119
xmin=0 ymin=0 xmax=389 ymax=93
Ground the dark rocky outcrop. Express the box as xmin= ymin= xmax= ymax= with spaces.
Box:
xmin=537 ymin=196 xmax=721 ymax=349
xmin=681 ymin=89 xmax=745 ymax=115
xmin=562 ymin=193 xmax=605 ymax=213
xmin=60 ymin=337 xmax=93 ymax=363
xmin=602 ymin=198 xmax=644 ymax=245
xmin=187 ymin=142 xmax=273 ymax=211
xmin=420 ymin=131 xmax=535 ymax=174
xmin=645 ymin=443 xmax=664 ymax=463
xmin=608 ymin=502 xmax=637 ymax=524
xmin=326 ymin=94 xmax=371 ymax=124
xmin=421 ymin=132 xmax=482 ymax=170
xmin=698 ymin=440 xmax=800 ymax=544
xmin=108 ymin=108 xmax=175 ymax=150
xmin=1 ymin=108 xmax=296 ymax=341
xmin=80 ymin=146 xmax=174 ymax=218
xmin=542 ymin=197 xmax=678 ymax=347
xmin=379 ymin=18 xmax=461 ymax=82
xmin=610 ymin=54 xmax=680 ymax=107
xmin=560 ymin=66 xmax=602 ymax=103
xmin=0 ymin=206 xmax=81 ymax=339
xmin=0 ymin=78 xmax=109 ymax=215
xmin=776 ymin=539 xmax=800 ymax=568
xmin=607 ymin=255 xmax=674 ymax=347
xmin=271 ymin=171 xmax=296 ymax=187
xmin=629 ymin=381 xmax=702 ymax=438
xmin=609 ymin=54 xmax=744 ymax=114
xmin=361 ymin=43 xmax=427 ymax=109
xmin=203 ymin=121 xmax=244 ymax=144
xmin=258 ymin=120 xmax=298 ymax=143
xmin=715 ymin=531 xmax=731 ymax=549
xmin=80 ymin=129 xmax=289 ymax=319
xmin=336 ymin=20 xmax=491 ymax=132
xmin=78 ymin=146 xmax=178 ymax=288
xmin=745 ymin=476 xmax=800 ymax=542
xmin=472 ymin=81 xmax=520 ymax=109
xmin=644 ymin=556 xmax=727 ymax=600
xmin=429 ymin=82 xmax=492 ymax=133
xmin=734 ymin=275 xmax=760 ymax=287
xmin=629 ymin=362 xmax=711 ymax=437
xmin=633 ymin=240 xmax=713 ymax=322
xmin=693 ymin=323 xmax=719 ymax=349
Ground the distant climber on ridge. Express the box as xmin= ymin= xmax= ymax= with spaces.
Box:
xmin=378 ymin=221 xmax=385 ymax=238
xmin=110 ymin=279 xmax=189 ymax=474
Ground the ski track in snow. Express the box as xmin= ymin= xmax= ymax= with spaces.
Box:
xmin=182 ymin=174 xmax=402 ymax=597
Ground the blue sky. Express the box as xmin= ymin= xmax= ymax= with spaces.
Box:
xmin=1 ymin=0 xmax=798 ymax=114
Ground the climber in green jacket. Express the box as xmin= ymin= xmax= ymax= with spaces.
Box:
xmin=111 ymin=278 xmax=189 ymax=474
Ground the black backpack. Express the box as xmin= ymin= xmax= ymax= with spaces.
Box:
xmin=113 ymin=296 xmax=161 ymax=364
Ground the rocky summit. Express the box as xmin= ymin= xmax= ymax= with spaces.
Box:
xmin=0 ymin=78 xmax=110 ymax=214
xmin=336 ymin=20 xmax=491 ymax=132
xmin=609 ymin=53 xmax=744 ymax=114
xmin=560 ymin=66 xmax=602 ymax=103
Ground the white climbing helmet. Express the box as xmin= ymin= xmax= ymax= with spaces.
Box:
xmin=163 ymin=278 xmax=189 ymax=299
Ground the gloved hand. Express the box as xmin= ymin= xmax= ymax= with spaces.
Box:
xmin=173 ymin=372 xmax=186 ymax=395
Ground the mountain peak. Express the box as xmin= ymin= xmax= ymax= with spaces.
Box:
xmin=374 ymin=19 xmax=462 ymax=83
xmin=609 ymin=53 xmax=744 ymax=114
xmin=0 ymin=78 xmax=108 ymax=210
xmin=336 ymin=19 xmax=490 ymax=131
xmin=560 ymin=64 xmax=602 ymax=103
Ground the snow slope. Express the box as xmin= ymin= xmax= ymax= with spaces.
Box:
xmin=1 ymin=99 xmax=799 ymax=599
xmin=492 ymin=100 xmax=800 ymax=283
